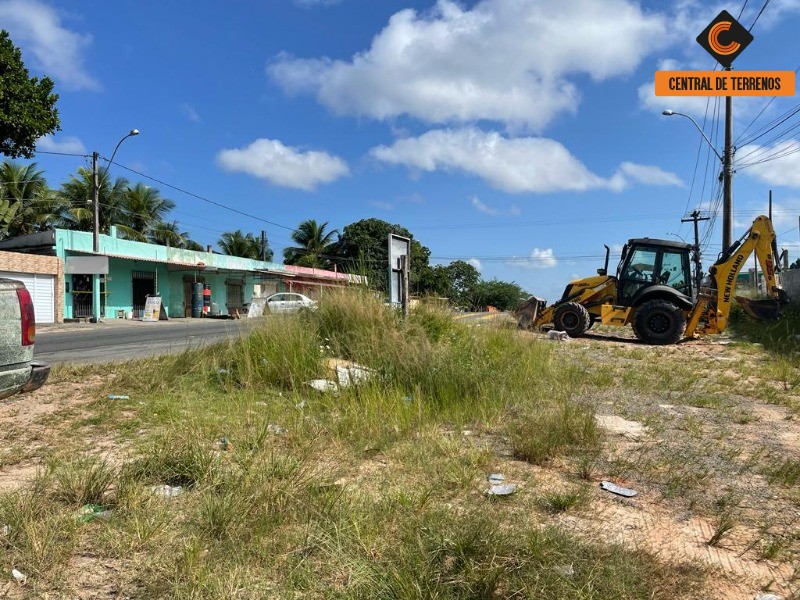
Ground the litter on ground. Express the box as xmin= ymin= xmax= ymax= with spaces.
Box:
xmin=11 ymin=569 xmax=27 ymax=584
xmin=151 ymin=485 xmax=183 ymax=498
xmin=547 ymin=330 xmax=570 ymax=342
xmin=599 ymin=481 xmax=638 ymax=498
xmin=486 ymin=483 xmax=517 ymax=496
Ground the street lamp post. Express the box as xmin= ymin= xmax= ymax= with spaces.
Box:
xmin=662 ymin=109 xmax=734 ymax=251
xmin=90 ymin=129 xmax=140 ymax=322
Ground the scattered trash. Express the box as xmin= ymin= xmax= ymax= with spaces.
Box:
xmin=487 ymin=473 xmax=505 ymax=485
xmin=402 ymin=395 xmax=413 ymax=405
xmin=547 ymin=330 xmax=570 ymax=342
xmin=107 ymin=395 xmax=129 ymax=400
xmin=216 ymin=368 xmax=229 ymax=375
xmin=553 ymin=564 xmax=575 ymax=577
xmin=76 ymin=504 xmax=112 ymax=522
xmin=306 ymin=379 xmax=339 ymax=393
xmin=754 ymin=594 xmax=782 ymax=600
xmin=1 ymin=525 xmax=9 ymax=536
xmin=600 ymin=481 xmax=638 ymax=498
xmin=267 ymin=424 xmax=287 ymax=435
xmin=216 ymin=437 xmax=232 ymax=451
xmin=151 ymin=485 xmax=183 ymax=498
xmin=486 ymin=483 xmax=517 ymax=496
xmin=295 ymin=400 xmax=307 ymax=410
xmin=254 ymin=401 xmax=269 ymax=407
xmin=11 ymin=569 xmax=27 ymax=584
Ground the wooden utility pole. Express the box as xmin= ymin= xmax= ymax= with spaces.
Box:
xmin=260 ymin=230 xmax=267 ymax=262
xmin=681 ymin=210 xmax=710 ymax=293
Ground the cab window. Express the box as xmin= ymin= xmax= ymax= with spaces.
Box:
xmin=660 ymin=251 xmax=690 ymax=295
xmin=623 ymin=248 xmax=657 ymax=282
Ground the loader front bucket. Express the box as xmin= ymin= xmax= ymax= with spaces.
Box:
xmin=516 ymin=296 xmax=546 ymax=330
xmin=735 ymin=296 xmax=782 ymax=321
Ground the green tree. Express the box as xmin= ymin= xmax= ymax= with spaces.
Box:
xmin=334 ymin=218 xmax=431 ymax=293
xmin=791 ymin=258 xmax=800 ymax=270
xmin=283 ymin=219 xmax=338 ymax=268
xmin=118 ymin=183 xmax=175 ymax=241
xmin=148 ymin=220 xmax=187 ymax=247
xmin=0 ymin=199 xmax=19 ymax=238
xmin=219 ymin=229 xmax=271 ymax=260
xmin=58 ymin=167 xmax=128 ymax=233
xmin=446 ymin=260 xmax=480 ymax=305
xmin=415 ymin=264 xmax=452 ymax=298
xmin=0 ymin=161 xmax=67 ymax=236
xmin=0 ymin=30 xmax=60 ymax=158
xmin=469 ymin=279 xmax=529 ymax=311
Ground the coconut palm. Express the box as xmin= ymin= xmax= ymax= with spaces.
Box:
xmin=148 ymin=220 xmax=187 ymax=247
xmin=118 ymin=183 xmax=175 ymax=241
xmin=58 ymin=167 xmax=129 ymax=233
xmin=219 ymin=229 xmax=270 ymax=260
xmin=283 ymin=219 xmax=338 ymax=268
xmin=0 ymin=161 xmax=67 ymax=236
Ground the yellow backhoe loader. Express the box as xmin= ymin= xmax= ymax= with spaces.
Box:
xmin=517 ymin=215 xmax=788 ymax=345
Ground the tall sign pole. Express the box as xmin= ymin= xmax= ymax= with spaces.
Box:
xmin=722 ymin=68 xmax=734 ymax=252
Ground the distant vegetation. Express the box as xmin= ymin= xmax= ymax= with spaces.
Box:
xmin=0 ymin=161 xmax=530 ymax=309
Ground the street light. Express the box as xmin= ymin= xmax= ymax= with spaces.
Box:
xmin=90 ymin=129 xmax=140 ymax=322
xmin=661 ymin=110 xmax=722 ymax=161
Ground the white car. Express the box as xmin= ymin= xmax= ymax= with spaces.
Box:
xmin=265 ymin=292 xmax=317 ymax=314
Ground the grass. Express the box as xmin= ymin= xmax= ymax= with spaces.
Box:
xmin=17 ymin=290 xmax=800 ymax=597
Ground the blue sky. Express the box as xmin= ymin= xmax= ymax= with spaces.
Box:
xmin=3 ymin=0 xmax=800 ymax=301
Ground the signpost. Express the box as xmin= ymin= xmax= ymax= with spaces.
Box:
xmin=142 ymin=295 xmax=164 ymax=322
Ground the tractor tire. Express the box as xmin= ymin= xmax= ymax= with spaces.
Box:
xmin=632 ymin=299 xmax=686 ymax=345
xmin=553 ymin=302 xmax=591 ymax=337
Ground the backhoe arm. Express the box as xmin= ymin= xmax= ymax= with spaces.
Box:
xmin=689 ymin=215 xmax=784 ymax=336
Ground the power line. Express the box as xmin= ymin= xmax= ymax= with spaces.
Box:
xmin=749 ymin=0 xmax=772 ymax=31
xmin=104 ymin=157 xmax=296 ymax=232
xmin=34 ymin=150 xmax=90 ymax=158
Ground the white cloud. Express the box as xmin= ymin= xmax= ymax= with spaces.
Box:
xmin=370 ymin=200 xmax=394 ymax=211
xmin=739 ymin=141 xmax=800 ymax=189
xmin=616 ymin=162 xmax=683 ymax=187
xmin=0 ymin=0 xmax=98 ymax=91
xmin=467 ymin=258 xmax=482 ymax=271
xmin=269 ymin=0 xmax=669 ymax=130
xmin=470 ymin=195 xmax=520 ymax=217
xmin=507 ymin=248 xmax=557 ymax=270
xmin=36 ymin=134 xmax=85 ymax=154
xmin=216 ymin=138 xmax=349 ymax=191
xmin=371 ymin=128 xmax=678 ymax=194
xmin=181 ymin=103 xmax=201 ymax=123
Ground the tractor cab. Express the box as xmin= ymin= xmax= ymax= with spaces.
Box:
xmin=616 ymin=238 xmax=694 ymax=306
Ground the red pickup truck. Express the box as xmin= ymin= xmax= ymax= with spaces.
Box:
xmin=0 ymin=278 xmax=50 ymax=399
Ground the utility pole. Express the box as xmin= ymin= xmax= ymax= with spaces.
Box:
xmin=768 ymin=189 xmax=773 ymax=222
xmin=681 ymin=210 xmax=710 ymax=294
xmin=722 ymin=66 xmax=734 ymax=253
xmin=260 ymin=230 xmax=267 ymax=262
xmin=91 ymin=151 xmax=102 ymax=322
xmin=92 ymin=151 xmax=100 ymax=253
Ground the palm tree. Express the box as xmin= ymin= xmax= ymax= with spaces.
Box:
xmin=283 ymin=219 xmax=338 ymax=268
xmin=58 ymin=167 xmax=129 ymax=233
xmin=217 ymin=229 xmax=260 ymax=258
xmin=0 ymin=161 xmax=67 ymax=236
xmin=219 ymin=229 xmax=268 ymax=260
xmin=118 ymin=183 xmax=175 ymax=241
xmin=148 ymin=220 xmax=187 ymax=247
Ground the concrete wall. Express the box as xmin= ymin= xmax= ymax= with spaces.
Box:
xmin=0 ymin=250 xmax=64 ymax=322
xmin=783 ymin=269 xmax=800 ymax=301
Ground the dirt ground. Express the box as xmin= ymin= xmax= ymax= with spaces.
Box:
xmin=1 ymin=331 xmax=798 ymax=599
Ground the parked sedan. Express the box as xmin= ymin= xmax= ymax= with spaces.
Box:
xmin=265 ymin=292 xmax=317 ymax=314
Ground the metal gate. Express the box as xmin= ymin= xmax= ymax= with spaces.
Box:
xmin=132 ymin=271 xmax=156 ymax=318
xmin=71 ymin=274 xmax=93 ymax=318
xmin=226 ymin=280 xmax=244 ymax=314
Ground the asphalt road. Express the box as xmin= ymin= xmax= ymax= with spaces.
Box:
xmin=33 ymin=319 xmax=257 ymax=365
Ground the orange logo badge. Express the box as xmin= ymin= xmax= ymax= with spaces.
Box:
xmin=696 ymin=9 xmax=753 ymax=68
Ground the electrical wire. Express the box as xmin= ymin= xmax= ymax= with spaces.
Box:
xmin=749 ymin=0 xmax=772 ymax=31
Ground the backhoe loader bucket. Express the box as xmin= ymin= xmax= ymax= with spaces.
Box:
xmin=516 ymin=296 xmax=546 ymax=329
xmin=735 ymin=296 xmax=782 ymax=321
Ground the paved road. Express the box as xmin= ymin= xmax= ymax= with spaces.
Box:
xmin=34 ymin=319 xmax=257 ymax=365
